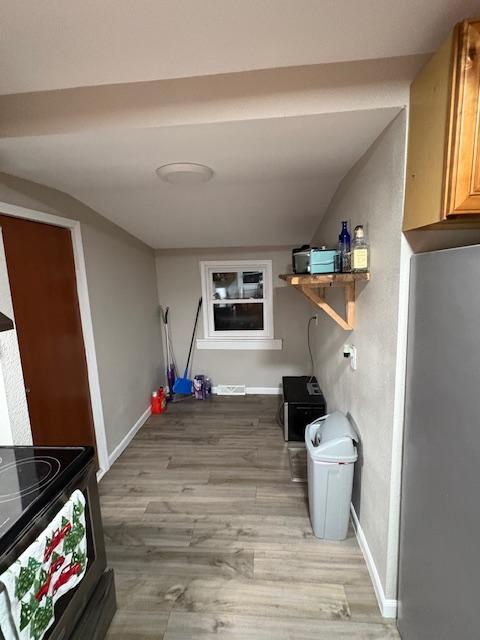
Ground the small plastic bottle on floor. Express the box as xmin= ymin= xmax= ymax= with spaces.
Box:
xmin=151 ymin=388 xmax=167 ymax=414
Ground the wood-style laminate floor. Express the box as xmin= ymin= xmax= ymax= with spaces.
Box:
xmin=100 ymin=395 xmax=399 ymax=639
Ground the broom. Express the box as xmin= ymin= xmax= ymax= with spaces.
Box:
xmin=161 ymin=306 xmax=177 ymax=399
xmin=173 ymin=298 xmax=202 ymax=395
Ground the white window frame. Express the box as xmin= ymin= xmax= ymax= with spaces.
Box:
xmin=198 ymin=260 xmax=282 ymax=350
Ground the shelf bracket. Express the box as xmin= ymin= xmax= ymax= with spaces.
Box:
xmin=296 ymin=283 xmax=355 ymax=331
xmin=279 ymin=272 xmax=368 ymax=331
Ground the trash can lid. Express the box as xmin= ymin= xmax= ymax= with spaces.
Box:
xmin=306 ymin=411 xmax=358 ymax=463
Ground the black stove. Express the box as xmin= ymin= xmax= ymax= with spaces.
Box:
xmin=0 ymin=446 xmax=92 ymax=558
xmin=0 ymin=445 xmax=116 ymax=639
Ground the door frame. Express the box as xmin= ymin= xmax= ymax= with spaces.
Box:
xmin=0 ymin=201 xmax=109 ymax=475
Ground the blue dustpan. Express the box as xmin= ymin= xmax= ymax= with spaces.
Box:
xmin=173 ymin=372 xmax=193 ymax=395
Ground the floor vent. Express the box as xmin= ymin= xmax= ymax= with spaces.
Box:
xmin=215 ymin=384 xmax=246 ymax=396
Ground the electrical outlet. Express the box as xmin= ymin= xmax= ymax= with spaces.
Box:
xmin=350 ymin=345 xmax=357 ymax=371
xmin=343 ymin=344 xmax=357 ymax=370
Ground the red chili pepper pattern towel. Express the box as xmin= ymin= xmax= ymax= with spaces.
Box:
xmin=0 ymin=490 xmax=87 ymax=640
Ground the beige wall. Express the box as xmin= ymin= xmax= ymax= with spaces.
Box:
xmin=310 ymin=111 xmax=407 ymax=598
xmin=0 ymin=172 xmax=164 ymax=456
xmin=155 ymin=247 xmax=312 ymax=389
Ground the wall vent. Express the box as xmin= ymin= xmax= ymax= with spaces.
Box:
xmin=215 ymin=384 xmax=246 ymax=396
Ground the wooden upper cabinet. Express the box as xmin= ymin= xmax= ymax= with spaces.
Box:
xmin=403 ymin=19 xmax=480 ymax=231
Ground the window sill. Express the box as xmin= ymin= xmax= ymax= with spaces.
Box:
xmin=196 ymin=338 xmax=283 ymax=351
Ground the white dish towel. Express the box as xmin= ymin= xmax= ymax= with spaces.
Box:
xmin=0 ymin=489 xmax=87 ymax=640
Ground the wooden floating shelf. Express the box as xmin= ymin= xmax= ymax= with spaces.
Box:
xmin=279 ymin=272 xmax=370 ymax=331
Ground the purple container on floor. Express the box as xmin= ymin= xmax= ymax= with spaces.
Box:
xmin=193 ymin=375 xmax=206 ymax=400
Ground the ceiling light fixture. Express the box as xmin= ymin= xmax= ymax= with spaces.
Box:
xmin=155 ymin=162 xmax=214 ymax=185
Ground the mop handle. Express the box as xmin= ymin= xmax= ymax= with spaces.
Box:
xmin=185 ymin=298 xmax=202 ymax=374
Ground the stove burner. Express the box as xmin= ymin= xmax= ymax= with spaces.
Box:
xmin=0 ymin=457 xmax=61 ymax=502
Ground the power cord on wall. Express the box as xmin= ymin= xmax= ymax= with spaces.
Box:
xmin=307 ymin=315 xmax=316 ymax=383
xmin=277 ymin=314 xmax=317 ymax=430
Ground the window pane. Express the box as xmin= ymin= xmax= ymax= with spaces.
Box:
xmin=212 ymin=271 xmax=263 ymax=300
xmin=213 ymin=303 xmax=264 ymax=331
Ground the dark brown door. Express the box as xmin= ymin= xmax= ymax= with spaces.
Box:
xmin=0 ymin=214 xmax=97 ymax=450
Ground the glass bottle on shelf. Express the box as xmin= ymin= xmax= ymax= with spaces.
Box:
xmin=352 ymin=225 xmax=370 ymax=272
xmin=338 ymin=221 xmax=351 ymax=273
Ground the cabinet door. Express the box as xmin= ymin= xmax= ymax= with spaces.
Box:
xmin=446 ymin=20 xmax=480 ymax=216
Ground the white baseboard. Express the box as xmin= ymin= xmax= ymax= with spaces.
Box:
xmin=107 ymin=406 xmax=151 ymax=469
xmin=197 ymin=338 xmax=282 ymax=350
xmin=246 ymin=386 xmax=281 ymax=395
xmin=350 ymin=504 xmax=398 ymax=619
xmin=211 ymin=386 xmax=281 ymax=395
xmin=96 ymin=468 xmax=107 ymax=482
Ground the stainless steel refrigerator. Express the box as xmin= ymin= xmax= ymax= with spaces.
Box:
xmin=398 ymin=244 xmax=480 ymax=639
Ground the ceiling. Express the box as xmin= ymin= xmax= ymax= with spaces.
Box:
xmin=0 ymin=109 xmax=400 ymax=248
xmin=0 ymin=0 xmax=476 ymax=248
xmin=1 ymin=0 xmax=478 ymax=95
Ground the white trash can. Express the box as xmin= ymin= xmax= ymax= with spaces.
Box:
xmin=305 ymin=411 xmax=358 ymax=540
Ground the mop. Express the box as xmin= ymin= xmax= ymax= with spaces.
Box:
xmin=161 ymin=307 xmax=177 ymax=398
